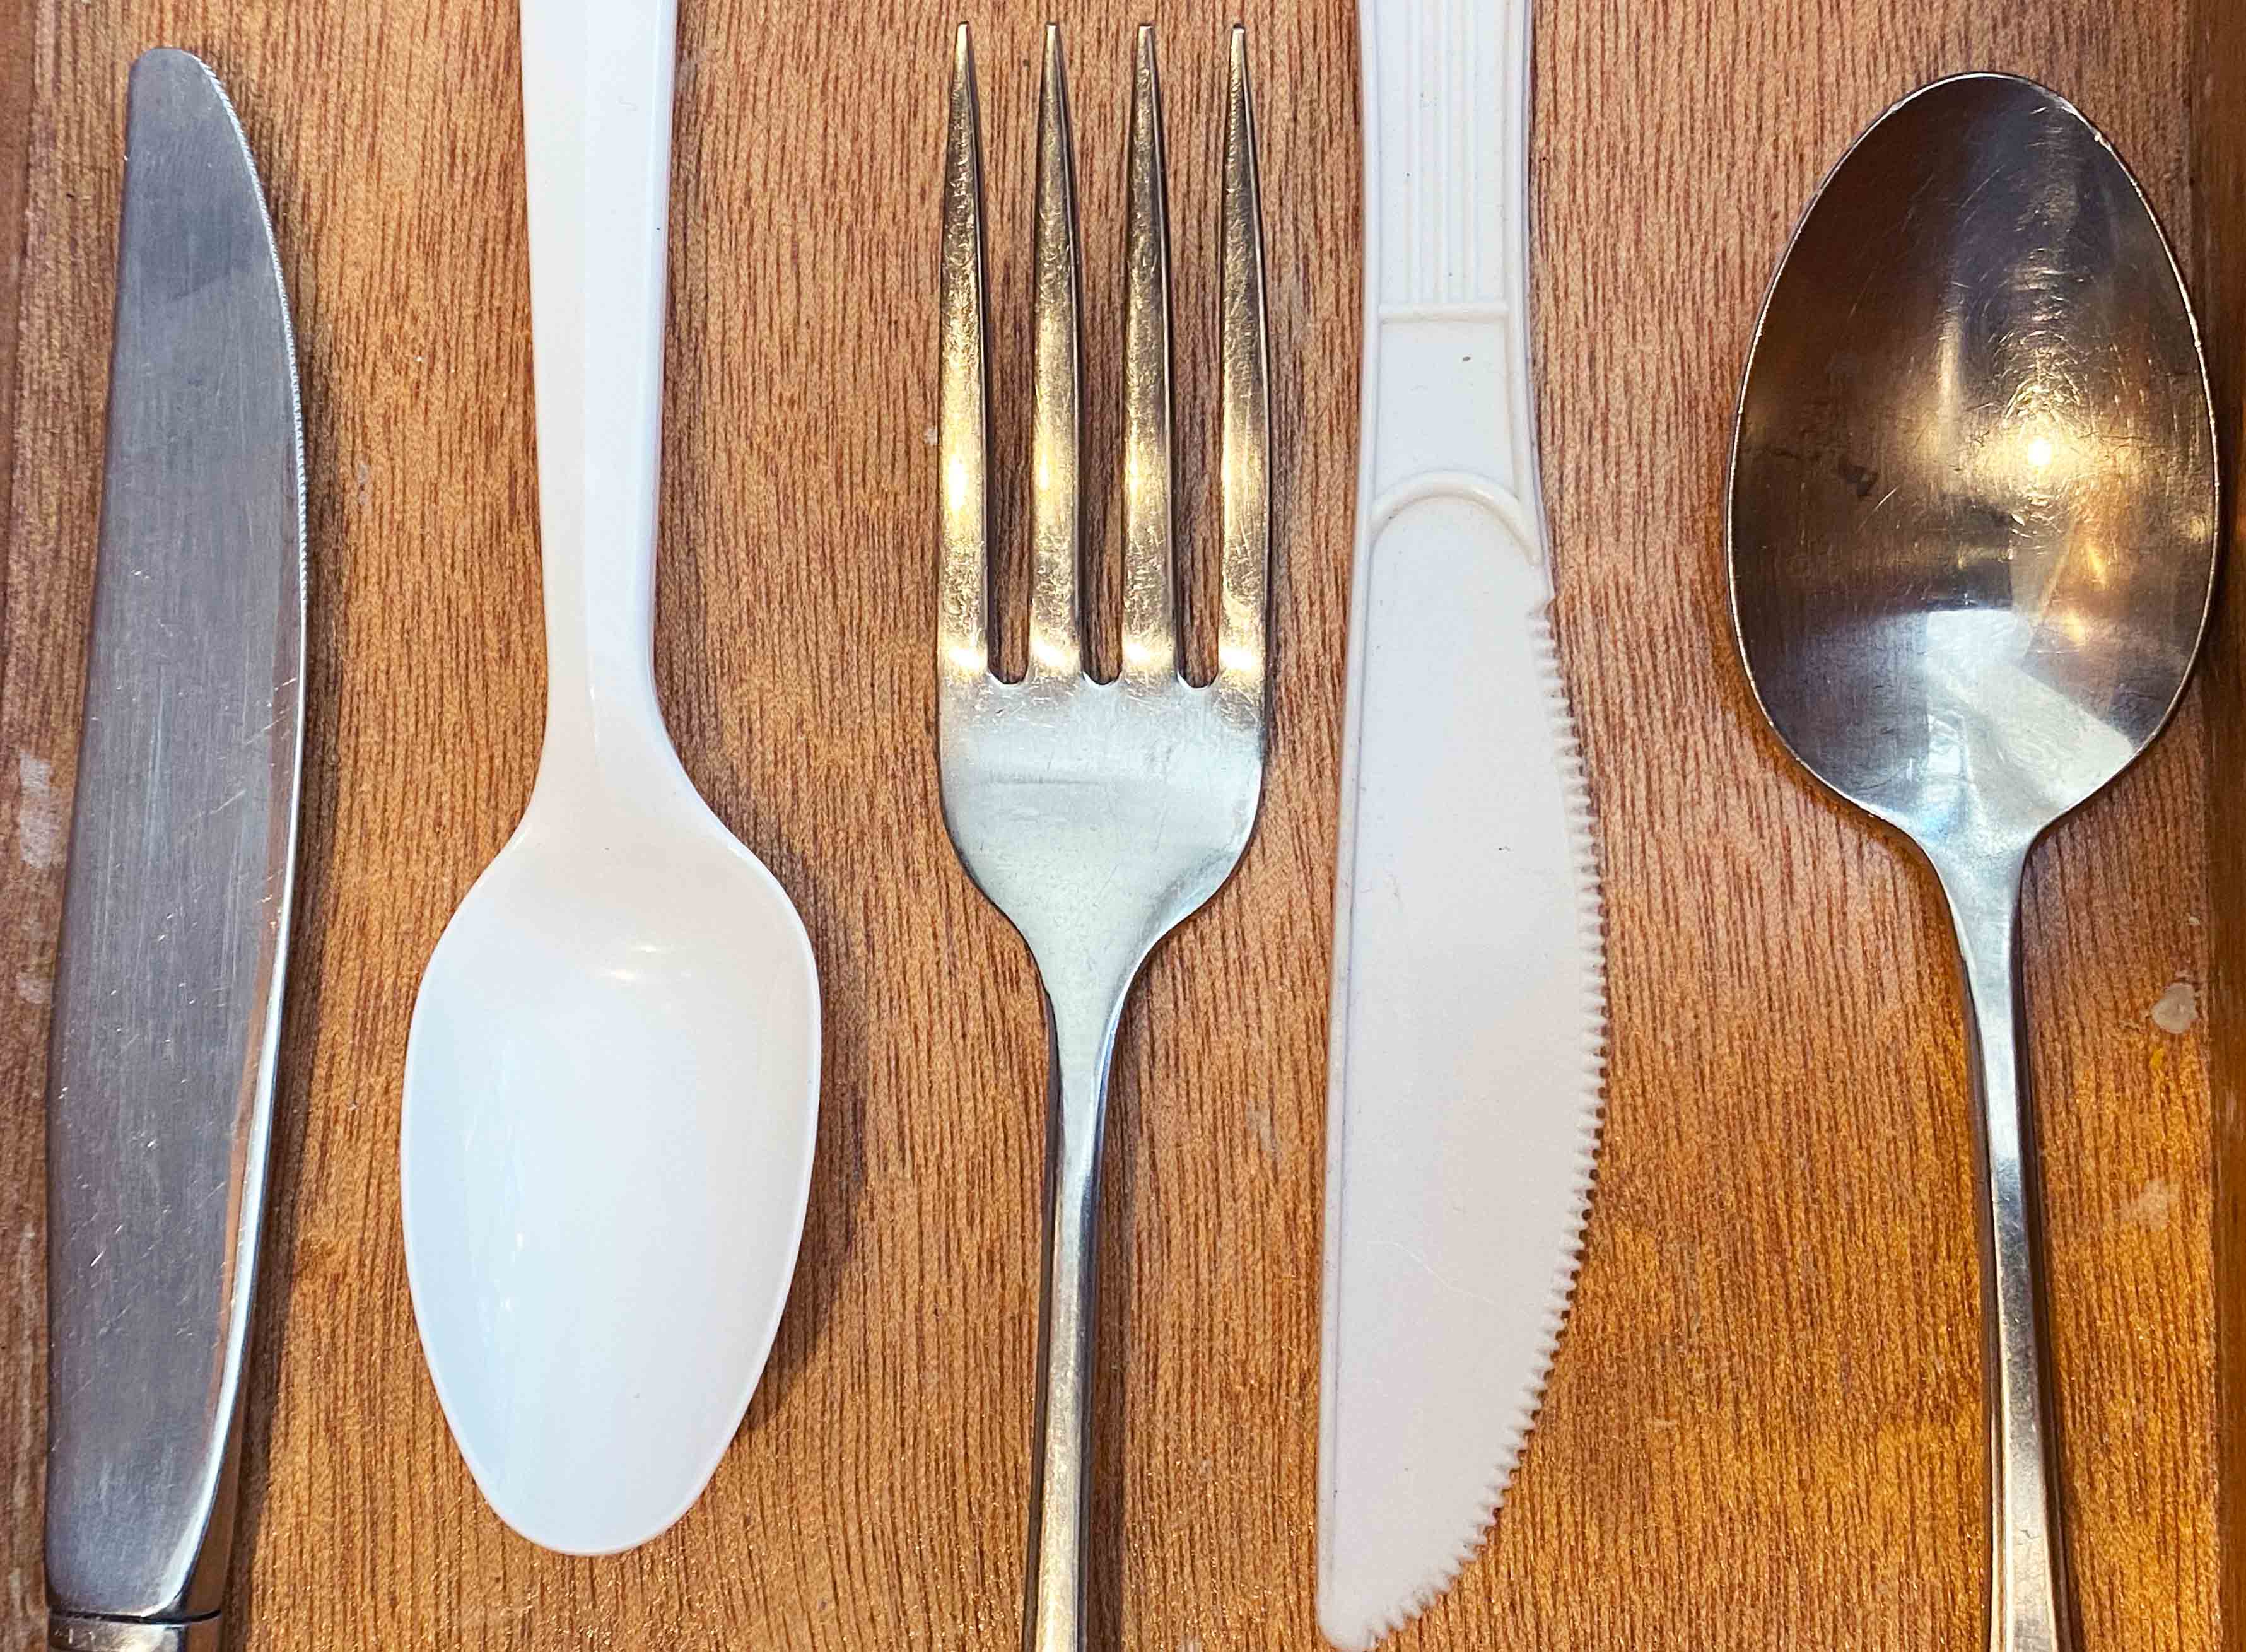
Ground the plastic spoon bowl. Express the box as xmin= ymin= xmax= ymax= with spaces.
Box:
xmin=401 ymin=0 xmax=819 ymax=1555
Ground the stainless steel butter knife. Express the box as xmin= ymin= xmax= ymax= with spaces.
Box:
xmin=44 ymin=49 xmax=305 ymax=1652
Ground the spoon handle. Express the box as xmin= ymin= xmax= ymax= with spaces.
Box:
xmin=520 ymin=0 xmax=679 ymax=771
xmin=1937 ymin=853 xmax=2076 ymax=1652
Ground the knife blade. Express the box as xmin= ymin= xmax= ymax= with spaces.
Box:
xmin=44 ymin=48 xmax=304 ymax=1652
xmin=1317 ymin=0 xmax=1606 ymax=1643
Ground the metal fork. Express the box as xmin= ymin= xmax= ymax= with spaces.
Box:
xmin=937 ymin=22 xmax=1270 ymax=1650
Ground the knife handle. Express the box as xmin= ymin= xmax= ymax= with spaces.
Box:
xmin=1358 ymin=0 xmax=1542 ymax=588
xmin=519 ymin=0 xmax=680 ymax=776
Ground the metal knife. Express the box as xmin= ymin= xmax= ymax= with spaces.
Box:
xmin=1318 ymin=0 xmax=1606 ymax=1643
xmin=44 ymin=49 xmax=304 ymax=1652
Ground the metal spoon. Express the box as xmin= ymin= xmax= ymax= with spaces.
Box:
xmin=1728 ymin=73 xmax=2214 ymax=1652
xmin=399 ymin=0 xmax=820 ymax=1554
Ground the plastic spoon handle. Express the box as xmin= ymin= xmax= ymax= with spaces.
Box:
xmin=520 ymin=0 xmax=679 ymax=776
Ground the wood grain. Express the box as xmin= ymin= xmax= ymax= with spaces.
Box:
xmin=0 ymin=0 xmax=2225 ymax=1647
xmin=0 ymin=0 xmax=34 ymax=1637
xmin=2196 ymin=0 xmax=2246 ymax=1645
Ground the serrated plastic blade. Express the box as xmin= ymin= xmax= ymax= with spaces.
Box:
xmin=1319 ymin=547 xmax=1606 ymax=1648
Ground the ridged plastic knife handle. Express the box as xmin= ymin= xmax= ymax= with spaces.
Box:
xmin=45 ymin=49 xmax=305 ymax=1652
xmin=518 ymin=0 xmax=678 ymax=782
xmin=1357 ymin=0 xmax=1543 ymax=578
xmin=1319 ymin=0 xmax=1608 ymax=1644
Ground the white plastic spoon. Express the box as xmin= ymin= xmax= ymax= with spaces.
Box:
xmin=401 ymin=0 xmax=820 ymax=1555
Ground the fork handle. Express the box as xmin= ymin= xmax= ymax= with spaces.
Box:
xmin=520 ymin=0 xmax=679 ymax=777
xmin=1024 ymin=988 xmax=1130 ymax=1652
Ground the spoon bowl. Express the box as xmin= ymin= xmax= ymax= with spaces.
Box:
xmin=1731 ymin=74 xmax=2214 ymax=855
xmin=403 ymin=771 xmax=817 ymax=1554
xmin=1728 ymin=73 xmax=2214 ymax=1652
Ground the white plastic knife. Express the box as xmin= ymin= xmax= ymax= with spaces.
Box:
xmin=1318 ymin=0 xmax=1607 ymax=1644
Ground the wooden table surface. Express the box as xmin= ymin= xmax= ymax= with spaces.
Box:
xmin=1 ymin=1 xmax=2236 ymax=1647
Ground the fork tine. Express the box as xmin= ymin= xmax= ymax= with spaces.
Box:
xmin=939 ymin=23 xmax=990 ymax=683
xmin=1217 ymin=26 xmax=1270 ymax=703
xmin=1120 ymin=25 xmax=1178 ymax=682
xmin=1027 ymin=26 xmax=1084 ymax=679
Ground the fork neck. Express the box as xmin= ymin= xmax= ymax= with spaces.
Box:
xmin=520 ymin=0 xmax=680 ymax=783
